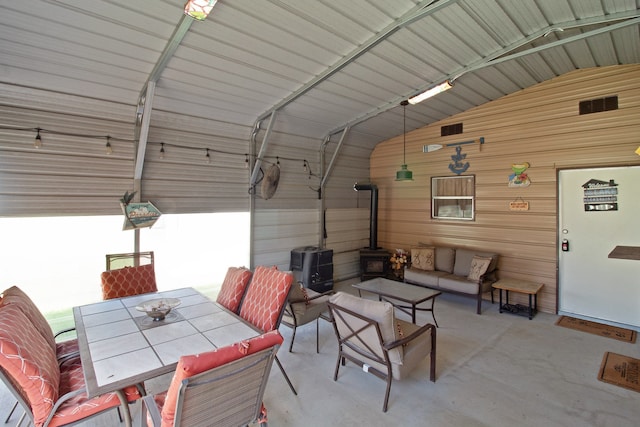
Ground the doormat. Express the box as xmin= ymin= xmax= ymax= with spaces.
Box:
xmin=555 ymin=316 xmax=637 ymax=343
xmin=598 ymin=352 xmax=640 ymax=393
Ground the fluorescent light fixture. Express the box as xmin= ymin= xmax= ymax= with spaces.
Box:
xmin=408 ymin=80 xmax=453 ymax=105
xmin=184 ymin=0 xmax=218 ymax=21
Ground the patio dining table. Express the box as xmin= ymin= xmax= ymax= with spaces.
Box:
xmin=73 ymin=287 xmax=260 ymax=400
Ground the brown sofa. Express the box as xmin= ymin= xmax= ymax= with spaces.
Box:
xmin=403 ymin=246 xmax=499 ymax=314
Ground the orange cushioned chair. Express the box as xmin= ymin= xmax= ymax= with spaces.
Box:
xmin=238 ymin=265 xmax=296 ymax=395
xmin=141 ymin=330 xmax=283 ymax=427
xmin=1 ymin=286 xmax=80 ymax=424
xmin=100 ymin=263 xmax=158 ymax=300
xmin=0 ymin=303 xmax=142 ymax=427
xmin=215 ymin=266 xmax=253 ymax=314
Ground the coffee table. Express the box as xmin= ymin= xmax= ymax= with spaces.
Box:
xmin=353 ymin=277 xmax=441 ymax=326
xmin=492 ymin=278 xmax=544 ymax=320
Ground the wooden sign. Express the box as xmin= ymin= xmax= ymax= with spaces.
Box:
xmin=509 ymin=200 xmax=529 ymax=211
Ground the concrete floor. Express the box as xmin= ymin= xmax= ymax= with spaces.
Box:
xmin=2 ymin=282 xmax=639 ymax=427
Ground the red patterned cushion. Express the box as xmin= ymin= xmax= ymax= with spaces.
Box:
xmin=1 ymin=286 xmax=57 ymax=352
xmin=157 ymin=330 xmax=284 ymax=427
xmin=239 ymin=266 xmax=294 ymax=332
xmin=0 ymin=304 xmax=60 ymax=426
xmin=48 ymin=356 xmax=142 ymax=427
xmin=100 ymin=264 xmax=157 ymax=300
xmin=216 ymin=267 xmax=252 ymax=313
xmin=56 ymin=339 xmax=79 ymax=360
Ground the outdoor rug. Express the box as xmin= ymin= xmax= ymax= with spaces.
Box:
xmin=555 ymin=316 xmax=637 ymax=343
xmin=598 ymin=352 xmax=640 ymax=393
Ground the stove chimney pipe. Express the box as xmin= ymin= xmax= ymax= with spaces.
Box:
xmin=354 ymin=183 xmax=378 ymax=250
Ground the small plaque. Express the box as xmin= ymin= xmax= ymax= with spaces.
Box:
xmin=509 ymin=201 xmax=529 ymax=211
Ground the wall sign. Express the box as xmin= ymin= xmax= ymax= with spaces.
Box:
xmin=582 ymin=179 xmax=618 ymax=211
xmin=508 ymin=162 xmax=531 ymax=187
xmin=509 ymin=197 xmax=529 ymax=211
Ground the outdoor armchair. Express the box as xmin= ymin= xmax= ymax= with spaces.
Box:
xmin=327 ymin=291 xmax=436 ymax=412
xmin=141 ymin=330 xmax=283 ymax=427
xmin=281 ymin=283 xmax=332 ymax=352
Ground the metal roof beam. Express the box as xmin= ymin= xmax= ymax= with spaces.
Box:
xmin=134 ymin=15 xmax=194 ymax=179
xmin=324 ymin=12 xmax=640 ymax=139
xmin=253 ymin=0 xmax=460 ymax=126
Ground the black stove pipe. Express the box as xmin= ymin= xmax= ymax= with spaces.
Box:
xmin=354 ymin=183 xmax=378 ymax=250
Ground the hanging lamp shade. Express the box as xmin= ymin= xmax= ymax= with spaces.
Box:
xmin=396 ymin=164 xmax=413 ymax=181
xmin=396 ymin=101 xmax=413 ymax=181
xmin=184 ymin=0 xmax=217 ymax=21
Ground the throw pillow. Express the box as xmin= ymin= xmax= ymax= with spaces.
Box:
xmin=288 ymin=282 xmax=310 ymax=305
xmin=411 ymin=247 xmax=435 ymax=271
xmin=467 ymin=256 xmax=492 ymax=282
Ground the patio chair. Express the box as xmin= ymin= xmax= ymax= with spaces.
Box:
xmin=100 ymin=263 xmax=157 ymax=300
xmin=141 ymin=330 xmax=283 ymax=427
xmin=281 ymin=283 xmax=332 ymax=352
xmin=327 ymin=291 xmax=437 ymax=412
xmin=105 ymin=251 xmax=154 ymax=270
xmin=0 ymin=303 xmax=142 ymax=427
xmin=238 ymin=265 xmax=297 ymax=395
xmin=215 ymin=266 xmax=252 ymax=314
xmin=1 ymin=285 xmax=80 ymax=424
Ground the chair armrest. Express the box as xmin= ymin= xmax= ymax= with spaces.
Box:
xmin=141 ymin=394 xmax=162 ymax=427
xmin=383 ymin=323 xmax=435 ymax=351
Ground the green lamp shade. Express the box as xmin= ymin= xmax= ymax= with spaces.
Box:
xmin=396 ymin=164 xmax=413 ymax=181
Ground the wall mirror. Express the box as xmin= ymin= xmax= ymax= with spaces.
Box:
xmin=431 ymin=175 xmax=475 ymax=220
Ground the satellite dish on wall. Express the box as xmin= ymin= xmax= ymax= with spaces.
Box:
xmin=261 ymin=164 xmax=280 ymax=200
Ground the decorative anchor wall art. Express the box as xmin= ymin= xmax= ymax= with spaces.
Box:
xmin=508 ymin=162 xmax=531 ymax=187
xmin=449 ymin=146 xmax=470 ymax=175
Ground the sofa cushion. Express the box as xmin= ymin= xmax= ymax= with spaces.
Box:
xmin=411 ymin=247 xmax=434 ymax=271
xmin=434 ymin=247 xmax=456 ymax=273
xmin=452 ymin=249 xmax=498 ymax=277
xmin=404 ymin=268 xmax=448 ymax=288
xmin=438 ymin=274 xmax=480 ymax=295
xmin=468 ymin=256 xmax=492 ymax=282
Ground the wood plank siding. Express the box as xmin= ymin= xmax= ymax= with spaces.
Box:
xmin=369 ymin=65 xmax=640 ymax=314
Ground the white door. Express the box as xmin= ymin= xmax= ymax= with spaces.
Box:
xmin=558 ymin=166 xmax=640 ymax=329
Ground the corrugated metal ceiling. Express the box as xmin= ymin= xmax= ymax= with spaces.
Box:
xmin=1 ymin=0 xmax=638 ymax=149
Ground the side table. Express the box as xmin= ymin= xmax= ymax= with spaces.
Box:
xmin=492 ymin=278 xmax=543 ymax=320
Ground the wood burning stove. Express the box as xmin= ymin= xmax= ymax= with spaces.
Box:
xmin=354 ymin=183 xmax=390 ymax=281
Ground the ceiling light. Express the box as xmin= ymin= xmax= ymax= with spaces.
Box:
xmin=408 ymin=80 xmax=453 ymax=105
xmin=396 ymin=101 xmax=413 ymax=181
xmin=184 ymin=0 xmax=217 ymax=21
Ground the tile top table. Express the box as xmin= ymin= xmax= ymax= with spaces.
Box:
xmin=73 ymin=287 xmax=259 ymax=398
xmin=353 ymin=277 xmax=441 ymax=326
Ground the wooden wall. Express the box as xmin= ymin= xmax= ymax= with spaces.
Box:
xmin=370 ymin=65 xmax=640 ymax=314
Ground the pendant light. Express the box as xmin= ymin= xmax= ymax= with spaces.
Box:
xmin=396 ymin=100 xmax=413 ymax=181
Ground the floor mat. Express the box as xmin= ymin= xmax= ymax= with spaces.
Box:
xmin=555 ymin=316 xmax=637 ymax=343
xmin=598 ymin=352 xmax=640 ymax=393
